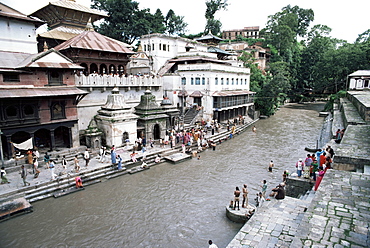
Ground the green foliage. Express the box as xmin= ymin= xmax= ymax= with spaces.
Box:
xmin=324 ymin=90 xmax=347 ymax=111
xmin=91 ymin=0 xmax=187 ymax=44
xmin=204 ymin=0 xmax=228 ymax=35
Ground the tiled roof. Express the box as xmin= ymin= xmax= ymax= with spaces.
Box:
xmin=0 ymin=87 xmax=88 ymax=98
xmin=54 ymin=31 xmax=135 ymax=54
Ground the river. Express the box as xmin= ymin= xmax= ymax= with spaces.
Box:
xmin=0 ymin=102 xmax=326 ymax=248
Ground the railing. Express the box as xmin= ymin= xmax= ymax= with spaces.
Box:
xmin=75 ymin=74 xmax=163 ymax=87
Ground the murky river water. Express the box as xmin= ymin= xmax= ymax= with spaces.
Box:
xmin=0 ymin=103 xmax=325 ymax=248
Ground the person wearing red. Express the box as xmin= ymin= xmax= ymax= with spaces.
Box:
xmin=319 ymin=152 xmax=327 ymax=168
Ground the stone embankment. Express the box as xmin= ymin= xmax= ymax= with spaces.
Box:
xmin=0 ymin=118 xmax=258 ymax=221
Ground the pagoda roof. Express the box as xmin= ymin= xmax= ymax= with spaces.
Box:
xmin=30 ymin=0 xmax=107 ymax=29
xmin=54 ymin=31 xmax=135 ymax=54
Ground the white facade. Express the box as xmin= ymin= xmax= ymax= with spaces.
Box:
xmin=348 ymin=70 xmax=370 ymax=90
xmin=0 ymin=13 xmax=39 ymax=54
xmin=140 ymin=33 xmax=208 ymax=73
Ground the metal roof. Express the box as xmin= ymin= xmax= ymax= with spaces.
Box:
xmin=212 ymin=90 xmax=255 ymax=96
xmin=0 ymin=3 xmax=44 ymax=26
xmin=195 ymin=33 xmax=224 ymax=41
xmin=0 ymin=87 xmax=88 ymax=98
xmin=190 ymin=91 xmax=203 ymax=97
xmin=208 ymin=46 xmax=232 ymax=55
xmin=0 ymin=51 xmax=32 ymax=69
xmin=54 ymin=31 xmax=135 ymax=54
xmin=37 ymin=26 xmax=85 ymax=41
xmin=348 ymin=70 xmax=370 ymax=77
xmin=30 ymin=0 xmax=107 ymax=18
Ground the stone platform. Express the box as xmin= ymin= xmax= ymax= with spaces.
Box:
xmin=226 ymin=170 xmax=370 ymax=247
xmin=226 ymin=204 xmax=256 ymax=223
xmin=163 ymin=153 xmax=192 ymax=163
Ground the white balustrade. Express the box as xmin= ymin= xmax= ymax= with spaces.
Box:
xmin=75 ymin=74 xmax=162 ymax=87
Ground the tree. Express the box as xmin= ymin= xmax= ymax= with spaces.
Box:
xmin=165 ymin=9 xmax=188 ymax=35
xmin=204 ymin=0 xmax=228 ymax=35
xmin=91 ymin=0 xmax=187 ymax=44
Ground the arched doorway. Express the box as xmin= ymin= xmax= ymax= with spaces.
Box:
xmin=80 ymin=63 xmax=88 ymax=75
xmin=55 ymin=126 xmax=70 ymax=148
xmin=90 ymin=63 xmax=98 ymax=74
xmin=153 ymin=124 xmax=160 ymax=139
xmin=100 ymin=64 xmax=107 ymax=74
xmin=35 ymin=129 xmax=51 ymax=149
xmin=122 ymin=132 xmax=129 ymax=144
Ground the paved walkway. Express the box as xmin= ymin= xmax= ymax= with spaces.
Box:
xmin=227 ymin=169 xmax=370 ymax=247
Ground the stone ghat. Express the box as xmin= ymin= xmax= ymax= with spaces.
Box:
xmin=226 ymin=169 xmax=370 ymax=247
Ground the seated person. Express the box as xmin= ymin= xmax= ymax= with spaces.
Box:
xmin=270 ymin=183 xmax=285 ymax=200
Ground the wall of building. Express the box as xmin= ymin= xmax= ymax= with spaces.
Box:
xmin=0 ymin=17 xmax=38 ymax=54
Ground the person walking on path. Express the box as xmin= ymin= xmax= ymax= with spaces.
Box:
xmin=84 ymin=149 xmax=90 ymax=167
xmin=233 ymin=187 xmax=241 ymax=210
xmin=74 ymin=155 xmax=80 ymax=173
xmin=242 ymin=184 xmax=249 ymax=208
xmin=21 ymin=165 xmax=30 ymax=186
xmin=33 ymin=158 xmax=40 ymax=178
xmin=49 ymin=160 xmax=57 ymax=180
xmin=99 ymin=146 xmax=106 ymax=163
xmin=268 ymin=160 xmax=274 ymax=172
xmin=1 ymin=167 xmax=10 ymax=184
xmin=43 ymin=152 xmax=50 ymax=169
xmin=117 ymin=155 xmax=123 ymax=170
xmin=261 ymin=180 xmax=267 ymax=198
xmin=61 ymin=155 xmax=67 ymax=171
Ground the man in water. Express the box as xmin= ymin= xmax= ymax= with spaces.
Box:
xmin=268 ymin=160 xmax=274 ymax=172
xmin=233 ymin=187 xmax=241 ymax=210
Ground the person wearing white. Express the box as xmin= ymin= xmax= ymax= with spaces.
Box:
xmin=49 ymin=160 xmax=57 ymax=180
xmin=208 ymin=240 xmax=218 ymax=248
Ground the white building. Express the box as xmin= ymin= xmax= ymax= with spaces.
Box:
xmin=348 ymin=70 xmax=370 ymax=90
xmin=0 ymin=2 xmax=43 ymax=54
xmin=141 ymin=33 xmax=254 ymax=123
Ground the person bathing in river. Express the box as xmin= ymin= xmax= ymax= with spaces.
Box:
xmin=268 ymin=160 xmax=274 ymax=172
xmin=233 ymin=187 xmax=241 ymax=210
xmin=242 ymin=184 xmax=248 ymax=208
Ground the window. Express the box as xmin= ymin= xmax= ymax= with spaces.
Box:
xmin=191 ymin=78 xmax=194 ymax=85
xmin=48 ymin=70 xmax=63 ymax=85
xmin=232 ymin=78 xmax=234 ymax=85
xmin=202 ymin=77 xmax=205 ymax=85
xmin=195 ymin=77 xmax=200 ymax=85
xmin=236 ymin=79 xmax=238 ymax=85
xmin=221 ymin=78 xmax=224 ymax=85
xmin=245 ymin=79 xmax=247 ymax=85
xmin=215 ymin=77 xmax=218 ymax=85
xmin=24 ymin=105 xmax=34 ymax=116
xmin=3 ymin=73 xmax=20 ymax=82
xmin=51 ymin=102 xmax=65 ymax=120
xmin=6 ymin=106 xmax=18 ymax=118
xmin=163 ymin=44 xmax=166 ymax=51
xmin=152 ymin=44 xmax=154 ymax=50
xmin=159 ymin=43 xmax=162 ymax=50
xmin=144 ymin=44 xmax=146 ymax=51
xmin=226 ymin=78 xmax=229 ymax=85
xmin=181 ymin=77 xmax=186 ymax=85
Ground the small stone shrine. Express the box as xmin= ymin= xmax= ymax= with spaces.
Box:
xmin=135 ymin=90 xmax=171 ymax=140
xmin=95 ymin=87 xmax=138 ymax=147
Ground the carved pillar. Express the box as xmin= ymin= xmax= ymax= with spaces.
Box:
xmin=50 ymin=129 xmax=55 ymax=151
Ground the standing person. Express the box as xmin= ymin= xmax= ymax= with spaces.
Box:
xmin=268 ymin=160 xmax=274 ymax=172
xmin=61 ymin=155 xmax=67 ymax=171
xmin=261 ymin=180 xmax=267 ymax=198
xmin=27 ymin=149 xmax=33 ymax=165
xmin=208 ymin=240 xmax=218 ymax=248
xmin=252 ymin=125 xmax=257 ymax=133
xmin=233 ymin=187 xmax=241 ymax=210
xmin=21 ymin=165 xmax=30 ymax=186
xmin=255 ymin=192 xmax=265 ymax=207
xmin=34 ymin=148 xmax=40 ymax=161
xmin=99 ymin=147 xmax=106 ymax=163
xmin=295 ymin=159 xmax=304 ymax=178
xmin=282 ymin=170 xmax=289 ymax=183
xmin=314 ymin=167 xmax=325 ymax=191
xmin=242 ymin=184 xmax=249 ymax=208
xmin=149 ymin=138 xmax=154 ymax=148
xmin=1 ymin=167 xmax=10 ymax=184
xmin=84 ymin=149 xmax=90 ymax=167
xmin=49 ymin=160 xmax=57 ymax=180
xmin=111 ymin=147 xmax=117 ymax=165
xmin=319 ymin=152 xmax=326 ymax=168
xmin=33 ymin=158 xmax=40 ymax=178
xmin=74 ymin=155 xmax=80 ymax=172
xmin=43 ymin=152 xmax=50 ymax=169
xmin=326 ymin=145 xmax=335 ymax=158
xmin=117 ymin=155 xmax=123 ymax=170
xmin=310 ymin=159 xmax=318 ymax=181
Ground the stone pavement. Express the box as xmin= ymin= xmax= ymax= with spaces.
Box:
xmin=227 ymin=170 xmax=370 ymax=248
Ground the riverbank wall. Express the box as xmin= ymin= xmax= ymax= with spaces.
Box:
xmin=0 ymin=117 xmax=259 ymax=221
xmin=227 ymin=93 xmax=370 ymax=247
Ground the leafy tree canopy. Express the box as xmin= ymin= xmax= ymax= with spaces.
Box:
xmin=91 ymin=0 xmax=187 ymax=44
xmin=204 ymin=0 xmax=228 ymax=35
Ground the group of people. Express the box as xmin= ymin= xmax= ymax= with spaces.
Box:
xmin=294 ymin=145 xmax=335 ymax=191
